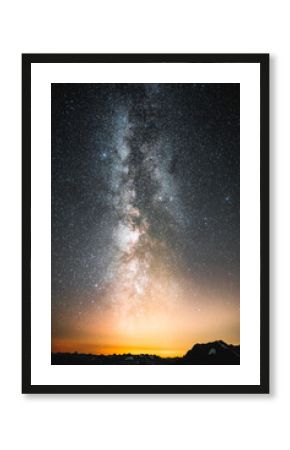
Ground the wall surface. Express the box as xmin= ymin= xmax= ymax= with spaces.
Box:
xmin=0 ymin=1 xmax=287 ymax=449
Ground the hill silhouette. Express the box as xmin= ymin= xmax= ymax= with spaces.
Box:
xmin=51 ymin=340 xmax=240 ymax=365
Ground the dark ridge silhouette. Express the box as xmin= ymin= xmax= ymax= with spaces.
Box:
xmin=51 ymin=340 xmax=240 ymax=365
xmin=183 ymin=340 xmax=240 ymax=365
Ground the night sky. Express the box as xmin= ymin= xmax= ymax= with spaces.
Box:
xmin=52 ymin=83 xmax=240 ymax=356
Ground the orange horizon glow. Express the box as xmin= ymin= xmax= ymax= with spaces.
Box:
xmin=51 ymin=339 xmax=187 ymax=357
xmin=52 ymin=261 xmax=240 ymax=357
xmin=52 ymin=339 xmax=240 ymax=358
xmin=52 ymin=289 xmax=240 ymax=357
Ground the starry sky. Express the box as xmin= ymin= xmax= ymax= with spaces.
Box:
xmin=51 ymin=83 xmax=240 ymax=356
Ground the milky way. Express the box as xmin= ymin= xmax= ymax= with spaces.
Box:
xmin=51 ymin=83 xmax=240 ymax=355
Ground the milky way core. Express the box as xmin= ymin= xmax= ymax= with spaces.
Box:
xmin=52 ymin=83 xmax=240 ymax=357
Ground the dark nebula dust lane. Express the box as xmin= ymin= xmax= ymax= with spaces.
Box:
xmin=51 ymin=83 xmax=240 ymax=356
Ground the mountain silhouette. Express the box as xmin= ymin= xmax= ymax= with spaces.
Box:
xmin=183 ymin=340 xmax=240 ymax=365
xmin=52 ymin=340 xmax=240 ymax=365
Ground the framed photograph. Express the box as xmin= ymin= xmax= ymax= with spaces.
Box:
xmin=22 ymin=53 xmax=269 ymax=394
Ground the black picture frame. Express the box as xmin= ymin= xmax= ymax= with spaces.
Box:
xmin=22 ymin=53 xmax=269 ymax=394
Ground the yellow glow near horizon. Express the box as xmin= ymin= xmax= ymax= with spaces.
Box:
xmin=52 ymin=284 xmax=240 ymax=356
